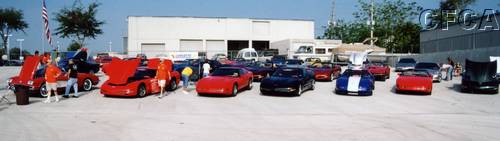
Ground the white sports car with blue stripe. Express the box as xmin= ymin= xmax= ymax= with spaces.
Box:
xmin=335 ymin=69 xmax=375 ymax=96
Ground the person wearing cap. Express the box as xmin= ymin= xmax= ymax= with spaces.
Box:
xmin=156 ymin=58 xmax=171 ymax=98
xmin=44 ymin=59 xmax=62 ymax=103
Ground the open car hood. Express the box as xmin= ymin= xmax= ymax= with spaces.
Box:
xmin=18 ymin=56 xmax=41 ymax=82
xmin=464 ymin=59 xmax=497 ymax=83
xmin=107 ymin=58 xmax=141 ymax=85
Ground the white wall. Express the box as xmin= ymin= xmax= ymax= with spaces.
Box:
xmin=127 ymin=16 xmax=314 ymax=56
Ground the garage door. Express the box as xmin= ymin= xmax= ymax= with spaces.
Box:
xmin=206 ymin=40 xmax=226 ymax=59
xmin=180 ymin=40 xmax=202 ymax=52
xmin=141 ymin=43 xmax=165 ymax=57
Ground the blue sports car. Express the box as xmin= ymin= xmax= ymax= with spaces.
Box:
xmin=335 ymin=69 xmax=375 ymax=96
xmin=260 ymin=67 xmax=315 ymax=96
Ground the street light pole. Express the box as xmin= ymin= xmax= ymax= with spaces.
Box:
xmin=108 ymin=41 xmax=112 ymax=52
xmin=17 ymin=39 xmax=24 ymax=60
xmin=370 ymin=0 xmax=374 ymax=48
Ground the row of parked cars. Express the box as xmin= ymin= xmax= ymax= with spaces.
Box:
xmin=7 ymin=54 xmax=499 ymax=98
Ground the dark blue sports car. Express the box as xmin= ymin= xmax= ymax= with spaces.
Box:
xmin=260 ymin=67 xmax=315 ymax=96
xmin=335 ymin=69 xmax=375 ymax=96
xmin=245 ymin=62 xmax=275 ymax=81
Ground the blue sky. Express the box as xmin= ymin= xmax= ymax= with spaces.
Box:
xmin=2 ymin=0 xmax=499 ymax=54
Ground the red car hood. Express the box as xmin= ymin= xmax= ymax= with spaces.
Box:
xmin=368 ymin=66 xmax=386 ymax=74
xmin=18 ymin=56 xmax=40 ymax=82
xmin=107 ymin=59 xmax=141 ymax=85
xmin=198 ymin=76 xmax=236 ymax=87
xmin=397 ymin=76 xmax=432 ymax=87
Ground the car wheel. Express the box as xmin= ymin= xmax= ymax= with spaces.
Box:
xmin=246 ymin=80 xmax=253 ymax=90
xmin=231 ymin=84 xmax=238 ymax=96
xmin=168 ymin=78 xmax=177 ymax=91
xmin=295 ymin=84 xmax=302 ymax=96
xmin=311 ymin=80 xmax=315 ymax=90
xmin=82 ymin=78 xmax=93 ymax=91
xmin=40 ymin=83 xmax=48 ymax=97
xmin=137 ymin=84 xmax=147 ymax=98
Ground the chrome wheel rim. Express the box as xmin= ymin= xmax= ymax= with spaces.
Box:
xmin=40 ymin=84 xmax=48 ymax=97
xmin=83 ymin=79 xmax=92 ymax=91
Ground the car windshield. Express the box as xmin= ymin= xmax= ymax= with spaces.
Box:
xmin=401 ymin=71 xmax=430 ymax=77
xmin=286 ymin=60 xmax=302 ymax=65
xmin=344 ymin=69 xmax=371 ymax=77
xmin=211 ymin=68 xmax=240 ymax=77
xmin=273 ymin=68 xmax=302 ymax=77
xmin=415 ymin=63 xmax=440 ymax=70
xmin=399 ymin=58 xmax=416 ymax=63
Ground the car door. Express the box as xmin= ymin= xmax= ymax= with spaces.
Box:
xmin=238 ymin=69 xmax=249 ymax=89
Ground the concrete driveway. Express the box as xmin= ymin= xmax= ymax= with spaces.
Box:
xmin=0 ymin=67 xmax=499 ymax=141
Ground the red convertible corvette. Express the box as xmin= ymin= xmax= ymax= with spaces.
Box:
xmin=367 ymin=62 xmax=390 ymax=81
xmin=196 ymin=67 xmax=253 ymax=96
xmin=310 ymin=63 xmax=341 ymax=81
xmin=396 ymin=70 xmax=433 ymax=95
xmin=7 ymin=56 xmax=99 ymax=97
xmin=100 ymin=58 xmax=180 ymax=97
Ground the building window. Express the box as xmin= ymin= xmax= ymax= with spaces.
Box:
xmin=328 ymin=48 xmax=333 ymax=53
xmin=296 ymin=46 xmax=313 ymax=54
xmin=315 ymin=48 xmax=326 ymax=54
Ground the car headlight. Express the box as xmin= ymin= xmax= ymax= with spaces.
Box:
xmin=27 ymin=80 xmax=34 ymax=85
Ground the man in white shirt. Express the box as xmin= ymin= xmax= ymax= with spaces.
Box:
xmin=202 ymin=60 xmax=211 ymax=78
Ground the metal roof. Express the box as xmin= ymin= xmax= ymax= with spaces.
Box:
xmin=127 ymin=15 xmax=314 ymax=22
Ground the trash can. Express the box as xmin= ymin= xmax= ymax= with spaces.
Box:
xmin=14 ymin=85 xmax=29 ymax=105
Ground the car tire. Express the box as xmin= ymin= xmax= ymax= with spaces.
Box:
xmin=40 ymin=83 xmax=48 ymax=97
xmin=311 ymin=80 xmax=315 ymax=90
xmin=295 ymin=84 xmax=302 ymax=96
xmin=231 ymin=84 xmax=238 ymax=97
xmin=82 ymin=78 xmax=93 ymax=91
xmin=168 ymin=78 xmax=177 ymax=91
xmin=137 ymin=84 xmax=147 ymax=98
xmin=246 ymin=80 xmax=253 ymax=90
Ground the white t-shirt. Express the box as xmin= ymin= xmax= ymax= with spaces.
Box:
xmin=203 ymin=63 xmax=211 ymax=74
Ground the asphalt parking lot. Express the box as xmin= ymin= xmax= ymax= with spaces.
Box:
xmin=1 ymin=66 xmax=499 ymax=141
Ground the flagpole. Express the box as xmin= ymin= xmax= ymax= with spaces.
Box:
xmin=41 ymin=0 xmax=45 ymax=53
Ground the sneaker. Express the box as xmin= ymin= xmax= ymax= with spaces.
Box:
xmin=182 ymin=90 xmax=189 ymax=95
xmin=62 ymin=95 xmax=69 ymax=98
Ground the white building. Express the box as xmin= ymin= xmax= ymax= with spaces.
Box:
xmin=126 ymin=16 xmax=315 ymax=59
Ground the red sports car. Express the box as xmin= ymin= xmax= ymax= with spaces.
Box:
xmin=396 ymin=70 xmax=433 ymax=95
xmin=7 ymin=56 xmax=100 ymax=97
xmin=310 ymin=63 xmax=341 ymax=81
xmin=367 ymin=62 xmax=390 ymax=81
xmin=100 ymin=58 xmax=180 ymax=97
xmin=196 ymin=67 xmax=253 ymax=96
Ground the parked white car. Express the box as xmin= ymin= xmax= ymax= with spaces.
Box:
xmin=236 ymin=48 xmax=259 ymax=61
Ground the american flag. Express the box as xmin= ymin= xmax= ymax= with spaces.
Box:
xmin=42 ymin=0 xmax=52 ymax=46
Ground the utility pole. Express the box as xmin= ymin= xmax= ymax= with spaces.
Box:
xmin=4 ymin=33 xmax=13 ymax=60
xmin=328 ymin=0 xmax=337 ymax=39
xmin=17 ymin=39 xmax=24 ymax=60
xmin=370 ymin=0 xmax=375 ymax=47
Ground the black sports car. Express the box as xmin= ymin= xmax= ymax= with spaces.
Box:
xmin=260 ymin=67 xmax=315 ymax=96
xmin=461 ymin=59 xmax=499 ymax=94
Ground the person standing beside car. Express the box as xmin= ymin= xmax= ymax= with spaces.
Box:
xmin=156 ymin=58 xmax=171 ymax=98
xmin=63 ymin=59 xmax=79 ymax=98
xmin=181 ymin=66 xmax=193 ymax=94
xmin=44 ymin=59 xmax=62 ymax=103
xmin=202 ymin=60 xmax=211 ymax=78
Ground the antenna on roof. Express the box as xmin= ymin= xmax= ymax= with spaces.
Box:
xmin=328 ymin=0 xmax=337 ymax=28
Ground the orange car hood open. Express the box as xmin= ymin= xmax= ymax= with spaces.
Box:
xmin=107 ymin=59 xmax=141 ymax=85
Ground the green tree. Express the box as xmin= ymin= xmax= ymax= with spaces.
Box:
xmin=0 ymin=8 xmax=28 ymax=57
xmin=54 ymin=2 xmax=104 ymax=50
xmin=67 ymin=41 xmax=82 ymax=51
xmin=9 ymin=47 xmax=31 ymax=60
xmin=324 ymin=0 xmax=423 ymax=53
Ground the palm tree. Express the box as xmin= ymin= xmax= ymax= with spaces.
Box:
xmin=0 ymin=8 xmax=29 ymax=57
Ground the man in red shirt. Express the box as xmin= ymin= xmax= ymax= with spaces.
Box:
xmin=156 ymin=58 xmax=171 ymax=98
xmin=44 ymin=59 xmax=62 ymax=103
